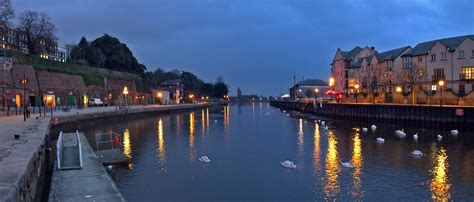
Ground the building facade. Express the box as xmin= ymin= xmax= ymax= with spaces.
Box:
xmin=289 ymin=79 xmax=328 ymax=101
xmin=331 ymin=35 xmax=474 ymax=105
xmin=0 ymin=23 xmax=66 ymax=62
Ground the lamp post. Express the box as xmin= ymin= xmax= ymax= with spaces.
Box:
xmin=438 ymin=80 xmax=445 ymax=107
xmin=122 ymin=86 xmax=128 ymax=108
xmin=354 ymin=84 xmax=360 ymax=104
xmin=20 ymin=73 xmax=27 ymax=121
xmin=314 ymin=88 xmax=319 ymax=99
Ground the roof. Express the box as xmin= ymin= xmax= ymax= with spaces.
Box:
xmin=295 ymin=79 xmax=328 ymax=86
xmin=341 ymin=47 xmax=362 ymax=60
xmin=377 ymin=46 xmax=411 ymax=61
xmin=403 ymin=35 xmax=474 ymax=56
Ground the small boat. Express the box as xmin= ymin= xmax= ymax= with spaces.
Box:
xmin=341 ymin=161 xmax=355 ymax=168
xmin=280 ymin=160 xmax=296 ymax=169
xmin=198 ymin=155 xmax=211 ymax=163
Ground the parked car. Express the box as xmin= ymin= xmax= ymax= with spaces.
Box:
xmin=89 ymin=98 xmax=104 ymax=106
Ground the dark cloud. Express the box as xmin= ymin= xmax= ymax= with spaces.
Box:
xmin=14 ymin=0 xmax=473 ymax=95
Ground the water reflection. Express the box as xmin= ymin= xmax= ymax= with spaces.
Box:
xmin=206 ymin=108 xmax=210 ymax=132
xmin=201 ymin=109 xmax=205 ymax=135
xmin=297 ymin=119 xmax=304 ymax=155
xmin=123 ymin=129 xmax=132 ymax=159
xmin=313 ymin=123 xmax=321 ymax=175
xmin=224 ymin=105 xmax=230 ymax=134
xmin=430 ymin=147 xmax=451 ymax=201
xmin=189 ymin=112 xmax=195 ymax=159
xmin=351 ymin=133 xmax=363 ymax=197
xmin=324 ymin=130 xmax=340 ymax=200
xmin=157 ymin=118 xmax=166 ymax=164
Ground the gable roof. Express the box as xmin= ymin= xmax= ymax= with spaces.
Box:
xmin=378 ymin=46 xmax=411 ymax=61
xmin=403 ymin=35 xmax=474 ymax=56
xmin=341 ymin=47 xmax=363 ymax=60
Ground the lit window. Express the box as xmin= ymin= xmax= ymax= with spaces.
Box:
xmin=462 ymin=67 xmax=474 ymax=80
xmin=431 ymin=85 xmax=437 ymax=91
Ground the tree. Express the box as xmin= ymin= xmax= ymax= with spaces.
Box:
xmin=237 ymin=87 xmax=242 ymax=98
xmin=216 ymin=76 xmax=224 ymax=83
xmin=214 ymin=82 xmax=228 ymax=98
xmin=18 ymin=11 xmax=57 ymax=55
xmin=0 ymin=0 xmax=14 ymax=22
xmin=70 ymin=37 xmax=88 ymax=61
xmin=84 ymin=46 xmax=105 ymax=67
xmin=395 ymin=66 xmax=424 ymax=104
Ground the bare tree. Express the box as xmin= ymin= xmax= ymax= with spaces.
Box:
xmin=368 ymin=65 xmax=385 ymax=103
xmin=18 ymin=11 xmax=57 ymax=55
xmin=0 ymin=0 xmax=14 ymax=23
xmin=395 ymin=66 xmax=424 ymax=104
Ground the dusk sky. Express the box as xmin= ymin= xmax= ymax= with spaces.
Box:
xmin=15 ymin=0 xmax=473 ymax=96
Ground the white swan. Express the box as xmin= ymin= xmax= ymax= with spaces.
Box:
xmin=324 ymin=126 xmax=329 ymax=131
xmin=376 ymin=137 xmax=385 ymax=144
xmin=413 ymin=133 xmax=418 ymax=141
xmin=214 ymin=120 xmax=218 ymax=123
xmin=198 ymin=155 xmax=211 ymax=163
xmin=106 ymin=165 xmax=114 ymax=170
xmin=282 ymin=110 xmax=286 ymax=113
xmin=451 ymin=129 xmax=459 ymax=136
xmin=362 ymin=127 xmax=368 ymax=132
xmin=437 ymin=134 xmax=443 ymax=142
xmin=286 ymin=114 xmax=290 ymax=117
xmin=411 ymin=150 xmax=423 ymax=156
xmin=395 ymin=129 xmax=406 ymax=138
xmin=321 ymin=121 xmax=326 ymax=126
xmin=281 ymin=160 xmax=296 ymax=169
xmin=341 ymin=161 xmax=355 ymax=168
xmin=371 ymin=125 xmax=377 ymax=132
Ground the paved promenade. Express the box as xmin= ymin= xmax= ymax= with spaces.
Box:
xmin=0 ymin=103 xmax=210 ymax=201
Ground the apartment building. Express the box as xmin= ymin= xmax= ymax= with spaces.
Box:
xmin=0 ymin=23 xmax=66 ymax=62
xmin=331 ymin=35 xmax=474 ymax=104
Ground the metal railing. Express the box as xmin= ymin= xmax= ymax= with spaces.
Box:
xmin=56 ymin=131 xmax=63 ymax=170
xmin=95 ymin=131 xmax=123 ymax=151
xmin=76 ymin=130 xmax=83 ymax=168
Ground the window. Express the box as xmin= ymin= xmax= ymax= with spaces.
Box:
xmin=461 ymin=67 xmax=474 ymax=80
xmin=459 ymin=50 xmax=465 ymax=59
xmin=431 ymin=54 xmax=436 ymax=62
xmin=434 ymin=68 xmax=445 ymax=81
xmin=418 ymin=56 xmax=422 ymax=62
xmin=471 ymin=50 xmax=474 ymax=58
xmin=441 ymin=52 xmax=447 ymax=60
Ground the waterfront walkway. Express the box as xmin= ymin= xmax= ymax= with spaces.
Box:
xmin=0 ymin=103 xmax=210 ymax=201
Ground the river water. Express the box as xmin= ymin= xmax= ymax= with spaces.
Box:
xmin=82 ymin=103 xmax=474 ymax=201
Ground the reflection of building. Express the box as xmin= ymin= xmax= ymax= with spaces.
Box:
xmin=290 ymin=79 xmax=328 ymax=101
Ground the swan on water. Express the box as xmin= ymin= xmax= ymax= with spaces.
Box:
xmin=362 ymin=127 xmax=368 ymax=132
xmin=451 ymin=129 xmax=459 ymax=136
xmin=106 ymin=165 xmax=114 ymax=170
xmin=341 ymin=161 xmax=355 ymax=168
xmin=376 ymin=137 xmax=385 ymax=144
xmin=395 ymin=129 xmax=406 ymax=138
xmin=286 ymin=114 xmax=290 ymax=117
xmin=198 ymin=155 xmax=211 ymax=163
xmin=281 ymin=160 xmax=296 ymax=169
xmin=371 ymin=125 xmax=377 ymax=132
xmin=411 ymin=150 xmax=423 ymax=156
xmin=283 ymin=110 xmax=286 ymax=113
xmin=323 ymin=126 xmax=329 ymax=131
xmin=321 ymin=121 xmax=326 ymax=126
xmin=437 ymin=134 xmax=443 ymax=142
xmin=214 ymin=120 xmax=218 ymax=123
xmin=413 ymin=133 xmax=418 ymax=141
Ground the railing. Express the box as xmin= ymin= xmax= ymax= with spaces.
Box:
xmin=56 ymin=131 xmax=63 ymax=170
xmin=95 ymin=131 xmax=123 ymax=151
xmin=76 ymin=130 xmax=83 ymax=168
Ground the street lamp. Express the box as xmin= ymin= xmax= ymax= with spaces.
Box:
xmin=123 ymin=86 xmax=129 ymax=108
xmin=20 ymin=73 xmax=28 ymax=121
xmin=438 ymin=80 xmax=445 ymax=107
xmin=329 ymin=77 xmax=335 ymax=87
xmin=396 ymin=86 xmax=402 ymax=93
xmin=354 ymin=84 xmax=360 ymax=104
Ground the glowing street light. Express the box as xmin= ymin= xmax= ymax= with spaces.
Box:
xmin=438 ymin=80 xmax=445 ymax=107
xmin=396 ymin=86 xmax=402 ymax=93
xmin=123 ymin=86 xmax=129 ymax=107
xmin=157 ymin=92 xmax=162 ymax=98
xmin=329 ymin=77 xmax=335 ymax=87
xmin=314 ymin=88 xmax=319 ymax=93
xmin=354 ymin=84 xmax=360 ymax=104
